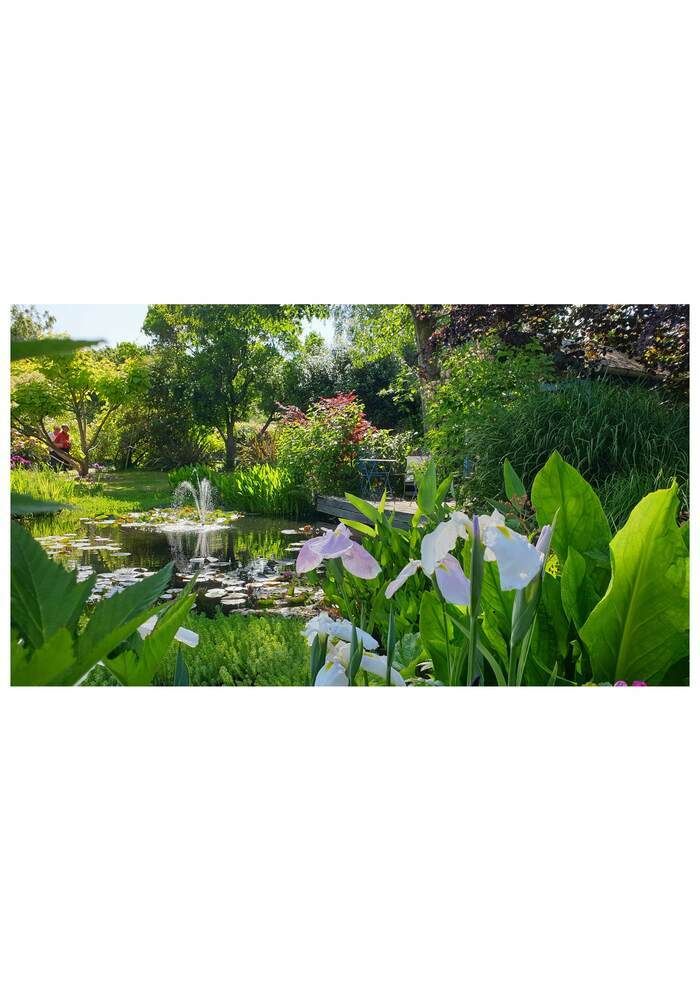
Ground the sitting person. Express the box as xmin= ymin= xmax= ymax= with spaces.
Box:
xmin=52 ymin=424 xmax=72 ymax=470
xmin=50 ymin=426 xmax=63 ymax=470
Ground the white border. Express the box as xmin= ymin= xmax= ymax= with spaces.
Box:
xmin=1 ymin=2 xmax=697 ymax=989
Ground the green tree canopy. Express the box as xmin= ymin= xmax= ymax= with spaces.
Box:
xmin=11 ymin=346 xmax=149 ymax=475
xmin=10 ymin=305 xmax=56 ymax=340
xmin=142 ymin=304 xmax=327 ymax=467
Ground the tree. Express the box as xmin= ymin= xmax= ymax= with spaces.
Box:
xmin=280 ymin=340 xmax=420 ymax=429
xmin=344 ymin=303 xmax=688 ymax=393
xmin=428 ymin=304 xmax=689 ymax=390
xmin=142 ymin=304 xmax=326 ymax=468
xmin=329 ymin=304 xmax=428 ymax=422
xmin=10 ymin=304 xmax=56 ymax=340
xmin=11 ymin=345 xmax=149 ymax=475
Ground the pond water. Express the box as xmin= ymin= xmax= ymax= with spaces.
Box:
xmin=29 ymin=514 xmax=326 ymax=617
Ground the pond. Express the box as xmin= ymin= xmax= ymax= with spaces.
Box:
xmin=28 ymin=513 xmax=327 ymax=617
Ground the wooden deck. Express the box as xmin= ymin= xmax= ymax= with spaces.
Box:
xmin=316 ymin=494 xmax=419 ymax=529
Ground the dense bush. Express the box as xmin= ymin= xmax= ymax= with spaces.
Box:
xmin=235 ymin=428 xmax=276 ymax=467
xmin=426 ymin=337 xmax=555 ymax=481
xmin=422 ymin=303 xmax=690 ymax=390
xmin=275 ymin=392 xmax=373 ymax=498
xmin=458 ymin=379 xmax=689 ymax=526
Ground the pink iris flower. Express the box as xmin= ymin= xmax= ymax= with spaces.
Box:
xmin=296 ymin=522 xmax=381 ymax=579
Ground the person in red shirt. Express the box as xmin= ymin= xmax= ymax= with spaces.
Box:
xmin=52 ymin=425 xmax=71 ymax=470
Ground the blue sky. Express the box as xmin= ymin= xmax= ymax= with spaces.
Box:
xmin=30 ymin=304 xmax=334 ymax=348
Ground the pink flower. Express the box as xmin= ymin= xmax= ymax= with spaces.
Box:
xmin=435 ymin=553 xmax=471 ymax=605
xmin=296 ymin=523 xmax=381 ymax=580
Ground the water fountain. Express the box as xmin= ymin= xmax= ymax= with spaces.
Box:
xmin=173 ymin=475 xmax=214 ymax=525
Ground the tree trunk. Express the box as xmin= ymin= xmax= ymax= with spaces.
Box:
xmin=408 ymin=305 xmax=440 ymax=431
xmin=410 ymin=306 xmax=440 ymax=384
xmin=225 ymin=421 xmax=236 ymax=470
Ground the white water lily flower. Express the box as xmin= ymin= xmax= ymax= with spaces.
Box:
xmin=137 ymin=613 xmax=200 ymax=648
xmin=303 ymin=612 xmax=379 ymax=651
xmin=314 ymin=636 xmax=406 ymax=686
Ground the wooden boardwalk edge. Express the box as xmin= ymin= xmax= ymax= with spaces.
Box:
xmin=316 ymin=494 xmax=418 ymax=530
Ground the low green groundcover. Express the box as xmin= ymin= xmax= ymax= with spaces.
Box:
xmin=84 ymin=612 xmax=309 ymax=687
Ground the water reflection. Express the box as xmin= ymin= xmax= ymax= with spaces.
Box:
xmin=36 ymin=515 xmax=309 ymax=575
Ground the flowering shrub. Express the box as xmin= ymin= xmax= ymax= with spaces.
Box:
xmin=276 ymin=392 xmax=375 ymax=498
xmin=11 ymin=428 xmax=49 ymax=467
xmin=299 ymin=455 xmax=689 ymax=687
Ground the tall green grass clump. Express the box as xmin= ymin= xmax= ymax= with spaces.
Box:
xmin=10 ymin=467 xmax=80 ymax=504
xmin=458 ymin=379 xmax=688 ymax=527
xmin=168 ymin=464 xmax=311 ymax=516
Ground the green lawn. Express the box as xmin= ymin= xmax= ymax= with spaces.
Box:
xmin=13 ymin=468 xmax=172 ymax=536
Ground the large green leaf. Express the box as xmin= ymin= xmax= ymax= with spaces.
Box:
xmin=343 ymin=492 xmax=380 ymax=522
xmin=339 ymin=517 xmax=376 ymax=537
xmin=11 ymin=521 xmax=96 ymax=649
xmin=11 ymin=493 xmax=70 ymax=516
xmin=580 ymin=486 xmax=689 ymax=683
xmin=11 ymin=628 xmax=77 ymax=686
xmin=532 ymin=452 xmax=611 ymax=597
xmin=416 ymin=462 xmax=437 ymax=516
xmin=173 ymin=649 xmax=190 ymax=686
xmin=479 ymin=560 xmax=514 ymax=666
xmin=435 ymin=475 xmax=453 ymax=507
xmin=394 ymin=632 xmax=422 ymax=669
xmin=418 ymin=590 xmax=452 ymax=683
xmin=503 ymin=459 xmax=527 ymax=506
xmin=561 ymin=547 xmax=602 ymax=631
xmin=77 ymin=564 xmax=174 ymax=668
xmin=11 ymin=337 xmax=99 ymax=362
xmin=105 ymin=590 xmax=197 ymax=686
xmin=540 ymin=573 xmax=570 ymax=657
xmin=532 ymin=452 xmax=611 ymax=561
xmin=528 ymin=612 xmax=560 ymax=683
